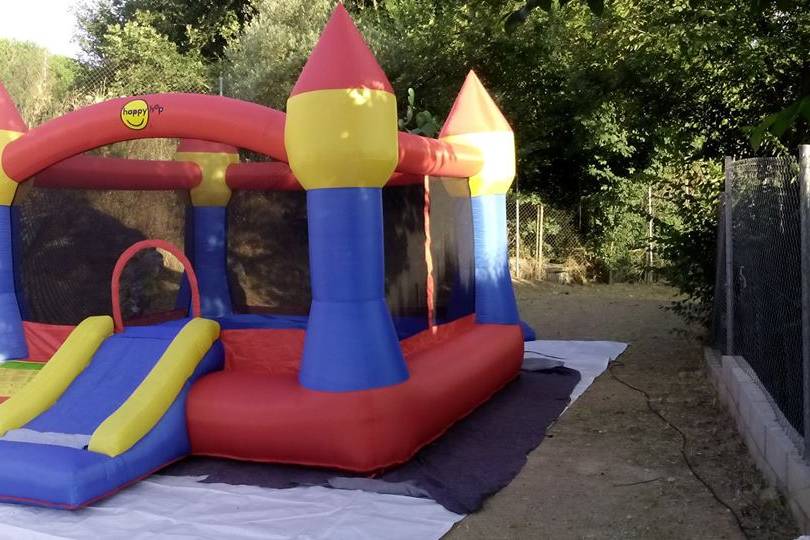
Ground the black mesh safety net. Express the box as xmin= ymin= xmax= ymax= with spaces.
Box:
xmin=12 ymin=169 xmax=476 ymax=339
xmin=383 ymin=184 xmax=429 ymax=337
xmin=227 ymin=190 xmax=310 ymax=315
xmin=428 ymin=177 xmax=475 ymax=326
xmin=12 ymin=186 xmax=188 ymax=325
xmin=226 ymin=180 xmax=475 ymax=339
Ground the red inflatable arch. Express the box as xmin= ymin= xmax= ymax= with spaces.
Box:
xmin=110 ymin=239 xmax=201 ymax=333
xmin=1 ymin=94 xmax=483 ymax=184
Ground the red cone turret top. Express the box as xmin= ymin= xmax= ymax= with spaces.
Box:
xmin=290 ymin=4 xmax=393 ymax=96
xmin=0 ymin=83 xmax=26 ymax=132
xmin=440 ymin=71 xmax=511 ymax=137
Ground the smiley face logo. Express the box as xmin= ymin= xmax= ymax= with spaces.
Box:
xmin=120 ymin=99 xmax=149 ymax=130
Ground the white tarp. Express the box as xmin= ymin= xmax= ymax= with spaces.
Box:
xmin=0 ymin=429 xmax=90 ymax=449
xmin=0 ymin=475 xmax=463 ymax=540
xmin=524 ymin=340 xmax=627 ymax=404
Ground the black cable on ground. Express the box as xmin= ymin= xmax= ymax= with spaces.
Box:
xmin=523 ymin=350 xmax=565 ymax=360
xmin=607 ymin=362 xmax=751 ymax=540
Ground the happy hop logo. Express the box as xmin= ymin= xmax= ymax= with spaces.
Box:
xmin=120 ymin=99 xmax=164 ymax=130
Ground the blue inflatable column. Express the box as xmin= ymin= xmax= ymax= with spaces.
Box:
xmin=471 ymin=194 xmax=520 ymax=324
xmin=175 ymin=140 xmax=239 ymax=318
xmin=302 ymin=189 xmax=407 ymax=391
xmin=189 ymin=206 xmax=231 ymax=317
xmin=0 ymin=206 xmax=27 ymax=359
xmin=0 ymin=117 xmax=29 ymax=358
xmin=440 ymin=70 xmax=523 ymax=329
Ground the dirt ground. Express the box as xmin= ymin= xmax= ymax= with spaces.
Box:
xmin=446 ymin=281 xmax=798 ymax=540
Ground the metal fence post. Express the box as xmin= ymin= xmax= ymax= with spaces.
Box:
xmin=515 ymin=197 xmax=521 ymax=279
xmin=799 ymin=144 xmax=810 ymax=457
xmin=724 ymin=156 xmax=734 ymax=356
xmin=647 ymin=185 xmax=654 ymax=283
xmin=534 ymin=204 xmax=541 ymax=278
xmin=539 ymin=204 xmax=545 ymax=274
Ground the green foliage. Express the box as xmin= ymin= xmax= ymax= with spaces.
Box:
xmin=77 ymin=0 xmax=255 ymax=61
xmin=222 ymin=0 xmax=333 ymax=109
xmin=750 ymin=96 xmax=810 ymax=151
xmin=398 ymin=88 xmax=440 ymax=137
xmin=585 ymin=181 xmax=649 ymax=281
xmin=454 ymin=0 xmax=806 ymax=318
xmin=88 ymin=11 xmax=209 ymax=96
xmin=0 ymin=39 xmax=80 ymax=126
xmin=656 ymin=161 xmax=724 ymax=324
xmin=51 ymin=5 xmax=211 ymax=158
xmin=506 ymin=0 xmax=604 ymax=32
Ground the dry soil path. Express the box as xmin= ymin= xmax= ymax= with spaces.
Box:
xmin=446 ymin=282 xmax=797 ymax=540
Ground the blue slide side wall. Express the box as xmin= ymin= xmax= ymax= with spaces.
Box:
xmin=0 ymin=322 xmax=224 ymax=507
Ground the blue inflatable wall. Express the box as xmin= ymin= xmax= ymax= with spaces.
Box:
xmin=0 ymin=205 xmax=27 ymax=359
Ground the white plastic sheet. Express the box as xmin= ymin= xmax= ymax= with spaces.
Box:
xmin=0 ymin=428 xmax=89 ymax=449
xmin=524 ymin=340 xmax=627 ymax=404
xmin=0 ymin=476 xmax=463 ymax=540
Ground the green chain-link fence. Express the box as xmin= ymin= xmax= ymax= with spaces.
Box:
xmin=507 ymin=192 xmax=658 ymax=284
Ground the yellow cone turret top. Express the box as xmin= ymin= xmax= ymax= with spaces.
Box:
xmin=440 ymin=71 xmax=515 ymax=197
xmin=284 ymin=4 xmax=398 ymax=190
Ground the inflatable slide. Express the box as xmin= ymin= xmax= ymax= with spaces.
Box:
xmin=0 ymin=240 xmax=223 ymax=508
xmin=0 ymin=317 xmax=222 ymax=508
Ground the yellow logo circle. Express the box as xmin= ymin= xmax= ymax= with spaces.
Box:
xmin=120 ymin=99 xmax=149 ymax=130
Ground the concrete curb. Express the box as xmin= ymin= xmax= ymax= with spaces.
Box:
xmin=704 ymin=347 xmax=808 ymax=532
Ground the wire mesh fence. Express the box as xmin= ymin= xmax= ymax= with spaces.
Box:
xmin=5 ymin=55 xmax=214 ymax=160
xmin=506 ymin=197 xmax=589 ymax=282
xmin=506 ymin=192 xmax=658 ymax=283
xmin=712 ymin=153 xmax=806 ymax=452
xmin=3 ymin=51 xmax=213 ymax=126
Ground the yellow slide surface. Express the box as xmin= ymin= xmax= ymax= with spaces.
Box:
xmin=88 ymin=317 xmax=219 ymax=457
xmin=0 ymin=316 xmax=113 ymax=436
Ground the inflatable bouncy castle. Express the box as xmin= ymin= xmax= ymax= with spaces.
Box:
xmin=0 ymin=5 xmax=530 ymax=508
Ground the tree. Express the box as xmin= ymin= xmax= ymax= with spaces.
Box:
xmin=222 ymin=0 xmax=333 ymax=109
xmin=70 ymin=10 xmax=211 ymax=159
xmin=347 ymin=0 xmax=807 ymax=315
xmin=0 ymin=39 xmax=80 ymax=125
xmin=506 ymin=0 xmax=605 ymax=31
xmin=88 ymin=11 xmax=209 ymax=96
xmin=69 ymin=0 xmax=810 ymax=321
xmin=77 ymin=0 xmax=256 ymax=62
xmin=750 ymin=60 xmax=809 ymax=150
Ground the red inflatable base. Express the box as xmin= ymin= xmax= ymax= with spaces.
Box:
xmin=186 ymin=316 xmax=523 ymax=472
